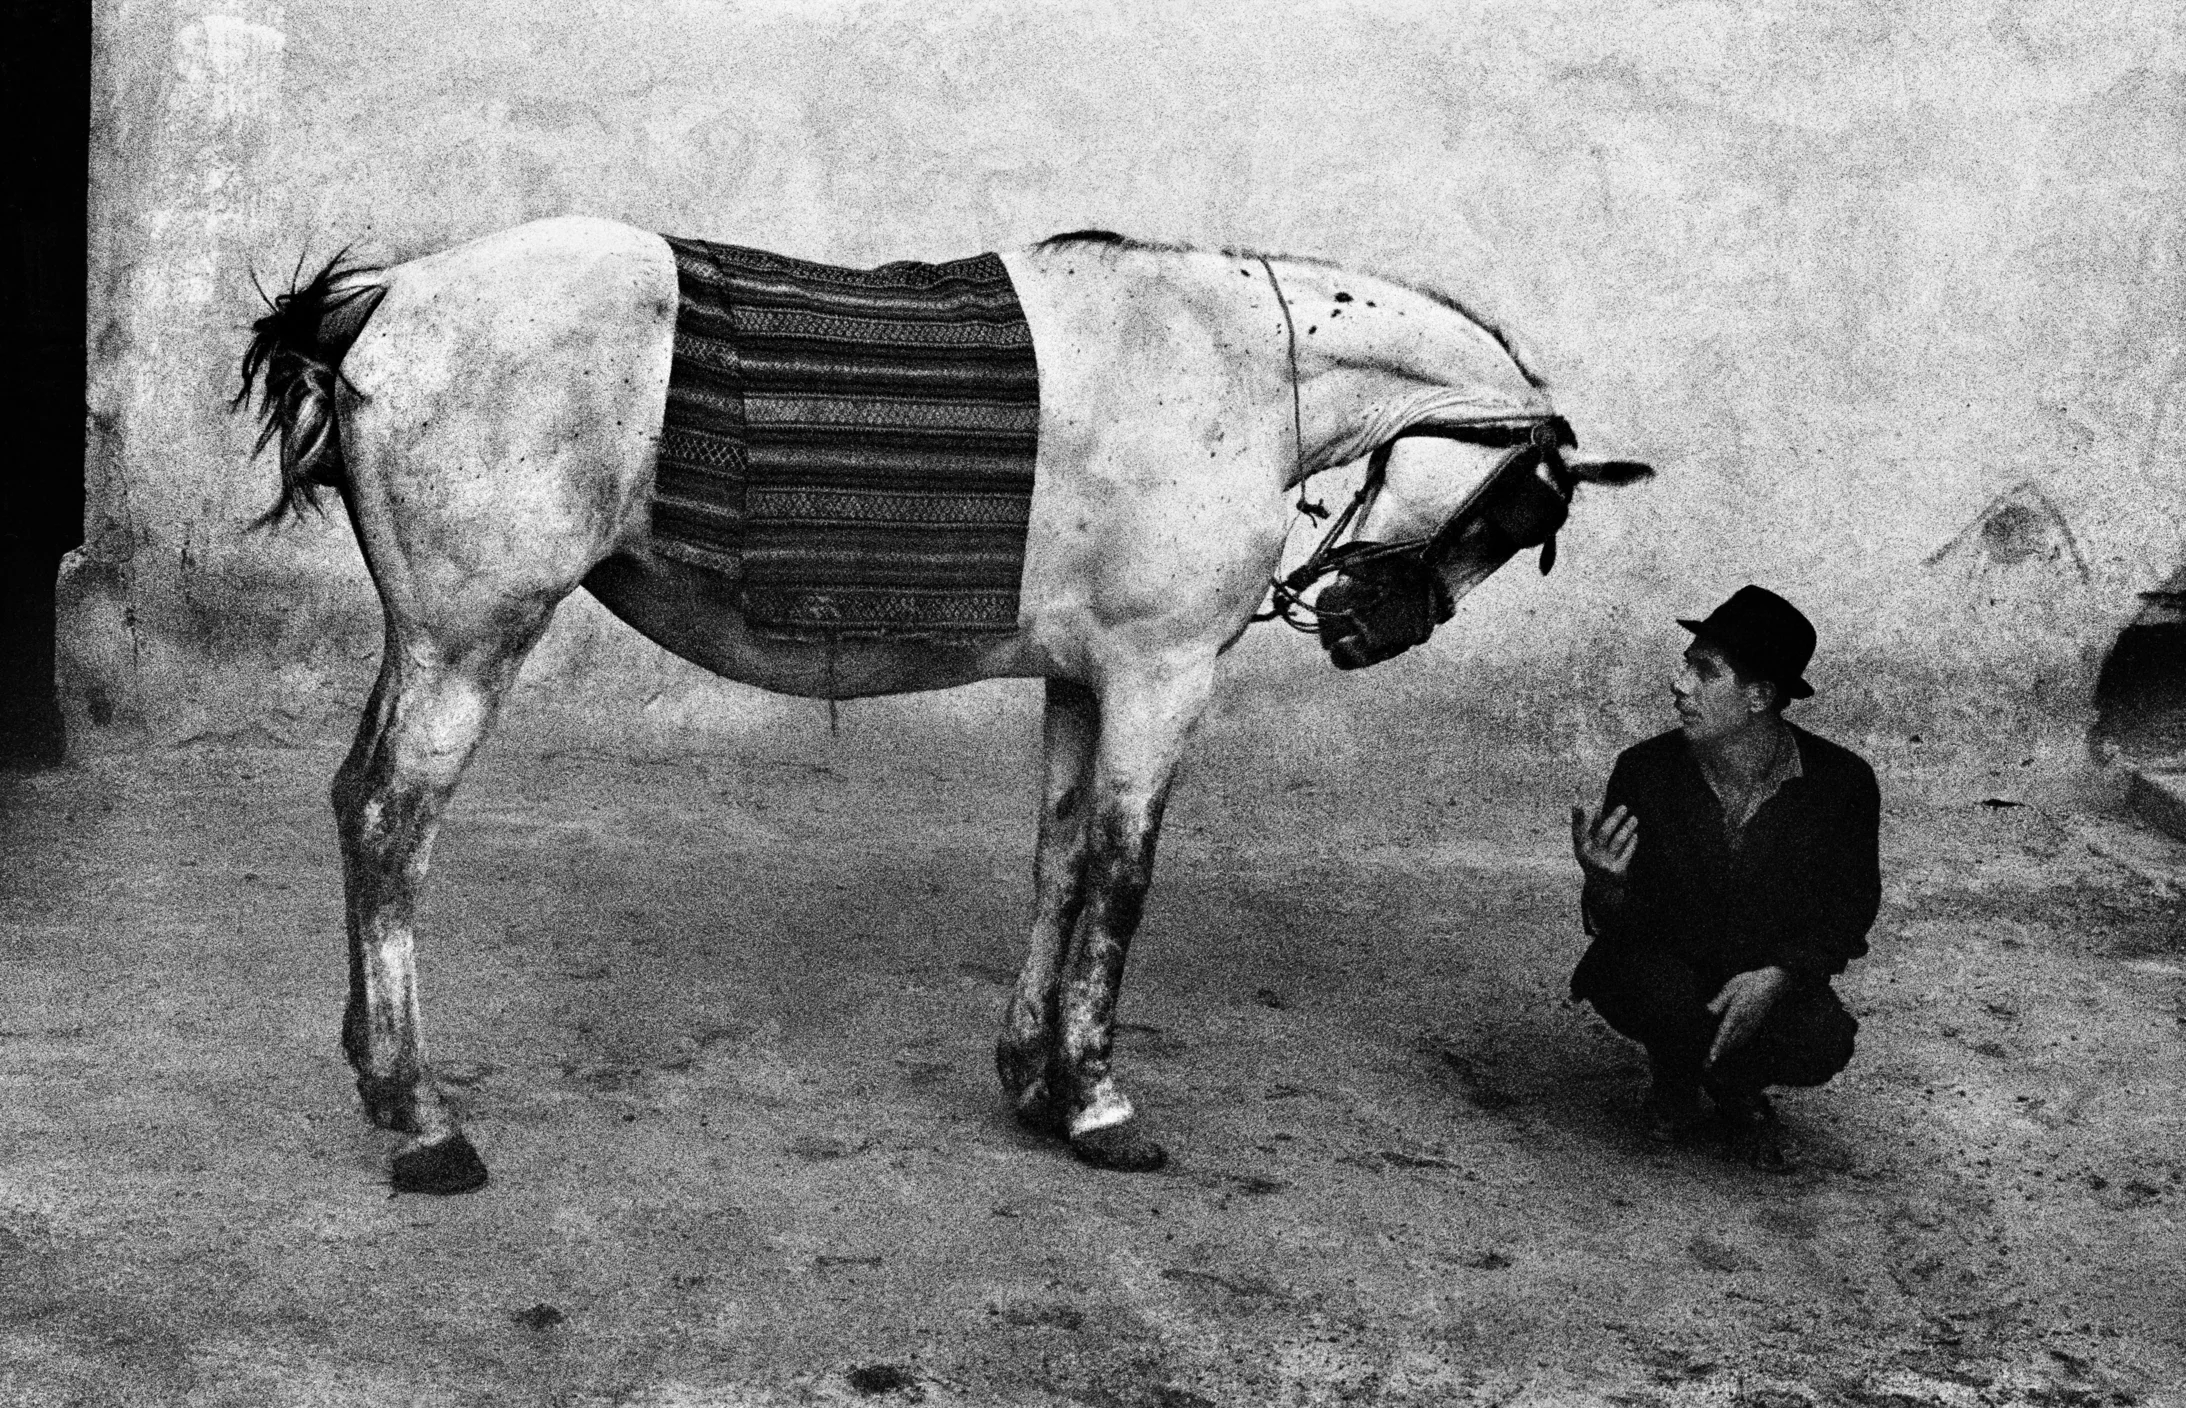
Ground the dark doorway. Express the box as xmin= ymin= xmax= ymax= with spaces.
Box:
xmin=2093 ymin=566 xmax=2186 ymax=765
xmin=0 ymin=1 xmax=91 ymax=768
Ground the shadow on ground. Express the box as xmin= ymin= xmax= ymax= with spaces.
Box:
xmin=0 ymin=719 xmax=2180 ymax=1406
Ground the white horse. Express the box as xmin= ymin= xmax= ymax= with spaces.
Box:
xmin=236 ymin=216 xmax=1652 ymax=1193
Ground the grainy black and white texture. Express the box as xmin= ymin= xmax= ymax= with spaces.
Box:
xmin=8 ymin=2 xmax=2182 ymax=1404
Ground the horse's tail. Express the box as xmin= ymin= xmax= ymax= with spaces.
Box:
xmin=232 ymin=252 xmax=387 ymax=527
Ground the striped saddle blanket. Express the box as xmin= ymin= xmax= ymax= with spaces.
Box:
xmin=651 ymin=234 xmax=1041 ymax=640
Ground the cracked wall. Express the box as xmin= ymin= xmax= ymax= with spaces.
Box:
xmin=69 ymin=0 xmax=2186 ymax=779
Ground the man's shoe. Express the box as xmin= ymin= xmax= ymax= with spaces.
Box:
xmin=1641 ymin=1079 xmax=1712 ymax=1144
xmin=1715 ymin=1092 xmax=1797 ymax=1173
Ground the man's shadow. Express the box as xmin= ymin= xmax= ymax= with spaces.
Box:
xmin=1418 ymin=989 xmax=1870 ymax=1184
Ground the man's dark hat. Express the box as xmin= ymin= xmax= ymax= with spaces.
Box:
xmin=1677 ymin=585 xmax=1816 ymax=701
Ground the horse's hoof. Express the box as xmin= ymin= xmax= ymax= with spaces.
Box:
xmin=391 ymin=1131 xmax=489 ymax=1195
xmin=1069 ymin=1122 xmax=1168 ymax=1173
xmin=1010 ymin=1084 xmax=1070 ymax=1138
xmin=357 ymin=1077 xmax=423 ymax=1134
xmin=996 ymin=1038 xmax=1054 ymax=1101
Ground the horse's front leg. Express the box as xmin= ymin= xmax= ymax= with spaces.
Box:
xmin=1051 ymin=662 xmax=1215 ymax=1172
xmin=332 ymin=629 xmax=539 ymax=1194
xmin=997 ymin=678 xmax=1099 ymax=1133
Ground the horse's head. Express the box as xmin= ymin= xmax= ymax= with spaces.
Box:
xmin=1312 ymin=422 xmax=1653 ymax=669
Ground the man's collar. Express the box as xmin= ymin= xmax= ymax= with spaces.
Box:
xmin=1686 ymin=717 xmax=1802 ymax=786
xmin=1762 ymin=723 xmax=1805 ymax=789
xmin=1691 ymin=720 xmax=1803 ymax=839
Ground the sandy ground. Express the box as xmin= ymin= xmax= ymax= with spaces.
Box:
xmin=0 ymin=717 xmax=2181 ymax=1407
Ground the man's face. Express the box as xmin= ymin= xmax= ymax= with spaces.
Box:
xmin=1672 ymin=640 xmax=1760 ymax=742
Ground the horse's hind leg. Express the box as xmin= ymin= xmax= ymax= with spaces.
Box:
xmin=302 ymin=217 xmax=670 ymax=1193
xmin=997 ymin=678 xmax=1099 ymax=1132
xmin=332 ymin=605 xmax=554 ymax=1194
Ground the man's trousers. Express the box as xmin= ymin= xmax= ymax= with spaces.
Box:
xmin=1571 ymin=939 xmax=1857 ymax=1097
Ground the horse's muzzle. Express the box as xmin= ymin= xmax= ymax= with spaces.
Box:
xmin=1314 ymin=551 xmax=1453 ymax=670
xmin=1307 ymin=433 xmax=1578 ymax=669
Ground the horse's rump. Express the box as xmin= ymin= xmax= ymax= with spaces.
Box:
xmin=654 ymin=235 xmax=1042 ymax=640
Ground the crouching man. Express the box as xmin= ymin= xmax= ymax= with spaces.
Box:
xmin=1569 ymin=586 xmax=1880 ymax=1170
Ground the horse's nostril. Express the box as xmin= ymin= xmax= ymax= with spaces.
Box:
xmin=1328 ymin=634 xmax=1373 ymax=670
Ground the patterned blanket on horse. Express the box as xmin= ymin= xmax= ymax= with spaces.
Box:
xmin=652 ymin=234 xmax=1041 ymax=639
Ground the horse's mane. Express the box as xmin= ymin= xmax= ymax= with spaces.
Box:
xmin=1395 ymin=283 xmax=1547 ymax=391
xmin=1035 ymin=229 xmax=1196 ymax=254
xmin=1036 ymin=230 xmax=1547 ymax=391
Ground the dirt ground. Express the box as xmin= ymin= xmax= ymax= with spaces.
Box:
xmin=1 ymin=714 xmax=2181 ymax=1407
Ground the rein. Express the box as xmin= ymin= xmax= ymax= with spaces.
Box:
xmin=1255 ymin=255 xmax=1305 ymax=493
xmin=1250 ymin=255 xmax=1378 ymax=633
xmin=1252 ymin=444 xmax=1392 ymax=632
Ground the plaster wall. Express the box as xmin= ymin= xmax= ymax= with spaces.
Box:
xmin=67 ymin=0 xmax=2186 ymax=783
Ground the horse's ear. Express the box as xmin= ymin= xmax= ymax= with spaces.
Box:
xmin=1568 ymin=455 xmax=1654 ymax=486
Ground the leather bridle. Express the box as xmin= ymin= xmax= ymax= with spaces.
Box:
xmin=1248 ymin=257 xmax=1582 ymax=639
xmin=1254 ymin=415 xmax=1580 ymax=634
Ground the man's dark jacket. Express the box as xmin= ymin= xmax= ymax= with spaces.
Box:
xmin=1575 ymin=723 xmax=1881 ymax=994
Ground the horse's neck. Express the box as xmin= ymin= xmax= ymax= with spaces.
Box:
xmin=1266 ymin=259 xmax=1549 ymax=484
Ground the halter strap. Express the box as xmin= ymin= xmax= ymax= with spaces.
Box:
xmin=1251 ymin=419 xmax=1573 ymax=632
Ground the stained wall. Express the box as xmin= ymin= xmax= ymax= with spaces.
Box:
xmin=69 ymin=0 xmax=2186 ymax=787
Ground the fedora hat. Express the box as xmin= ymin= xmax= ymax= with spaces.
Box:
xmin=1677 ymin=585 xmax=1816 ymax=701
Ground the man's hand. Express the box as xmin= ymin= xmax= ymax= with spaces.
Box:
xmin=1705 ymin=966 xmax=1790 ymax=1067
xmin=1570 ymin=803 xmax=1638 ymax=887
